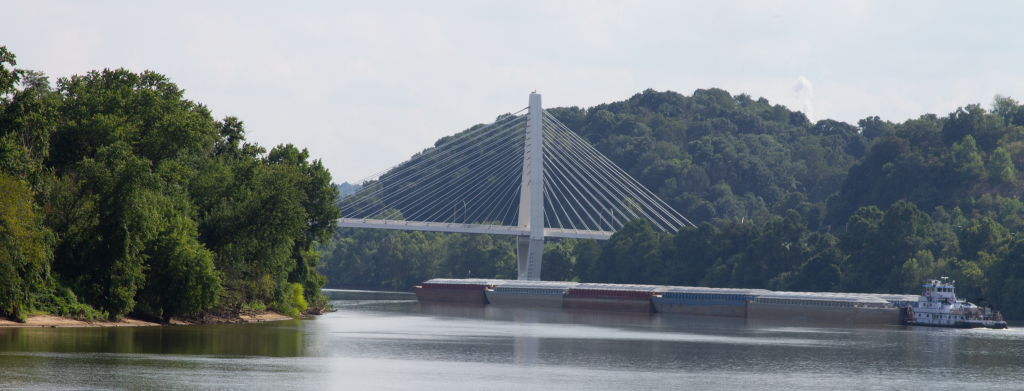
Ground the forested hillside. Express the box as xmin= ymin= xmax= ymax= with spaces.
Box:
xmin=319 ymin=89 xmax=1024 ymax=319
xmin=547 ymin=89 xmax=860 ymax=230
xmin=0 ymin=47 xmax=338 ymax=322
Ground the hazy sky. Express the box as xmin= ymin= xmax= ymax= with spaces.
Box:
xmin=5 ymin=1 xmax=1024 ymax=182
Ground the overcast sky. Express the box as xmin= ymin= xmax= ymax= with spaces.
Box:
xmin=5 ymin=1 xmax=1024 ymax=182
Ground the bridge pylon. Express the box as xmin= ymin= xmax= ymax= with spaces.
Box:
xmin=517 ymin=93 xmax=545 ymax=280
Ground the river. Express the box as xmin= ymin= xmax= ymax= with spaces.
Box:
xmin=2 ymin=289 xmax=1023 ymax=390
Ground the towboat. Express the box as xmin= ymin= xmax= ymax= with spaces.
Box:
xmin=903 ymin=277 xmax=1007 ymax=329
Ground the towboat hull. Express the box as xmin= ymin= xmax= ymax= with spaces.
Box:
xmin=905 ymin=320 xmax=1008 ymax=329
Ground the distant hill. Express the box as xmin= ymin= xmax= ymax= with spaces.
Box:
xmin=547 ymin=89 xmax=1024 ymax=230
xmin=334 ymin=182 xmax=361 ymax=198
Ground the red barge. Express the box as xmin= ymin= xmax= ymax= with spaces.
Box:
xmin=413 ymin=278 xmax=507 ymax=304
xmin=562 ymin=284 xmax=666 ymax=313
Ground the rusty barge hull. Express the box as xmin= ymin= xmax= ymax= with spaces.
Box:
xmin=414 ymin=286 xmax=488 ymax=304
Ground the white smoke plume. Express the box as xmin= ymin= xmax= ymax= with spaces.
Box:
xmin=793 ymin=76 xmax=814 ymax=122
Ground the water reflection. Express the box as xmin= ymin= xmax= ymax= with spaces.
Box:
xmin=1 ymin=289 xmax=1023 ymax=391
xmin=512 ymin=309 xmax=540 ymax=366
xmin=0 ymin=320 xmax=306 ymax=356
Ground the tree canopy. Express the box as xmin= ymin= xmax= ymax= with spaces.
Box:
xmin=0 ymin=47 xmax=339 ymax=322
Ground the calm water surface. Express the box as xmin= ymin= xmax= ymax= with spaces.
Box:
xmin=2 ymin=289 xmax=1023 ymax=390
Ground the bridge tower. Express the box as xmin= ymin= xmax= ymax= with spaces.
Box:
xmin=517 ymin=93 xmax=545 ymax=280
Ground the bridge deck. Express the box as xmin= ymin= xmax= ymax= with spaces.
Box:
xmin=336 ymin=218 xmax=613 ymax=240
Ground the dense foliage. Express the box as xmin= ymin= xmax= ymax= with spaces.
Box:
xmin=319 ymin=89 xmax=1024 ymax=319
xmin=0 ymin=47 xmax=338 ymax=322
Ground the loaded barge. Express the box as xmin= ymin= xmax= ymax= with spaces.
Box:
xmin=747 ymin=292 xmax=899 ymax=325
xmin=414 ymin=278 xmax=506 ymax=304
xmin=653 ymin=287 xmax=766 ymax=318
xmin=485 ymin=281 xmax=578 ymax=308
xmin=412 ymin=277 xmax=1008 ymax=328
xmin=562 ymin=284 xmax=665 ymax=313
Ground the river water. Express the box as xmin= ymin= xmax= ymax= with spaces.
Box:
xmin=2 ymin=289 xmax=1023 ymax=390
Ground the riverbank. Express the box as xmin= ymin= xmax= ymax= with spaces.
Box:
xmin=0 ymin=311 xmax=293 ymax=328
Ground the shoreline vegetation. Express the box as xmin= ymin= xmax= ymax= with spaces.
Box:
xmin=1 ymin=47 xmax=339 ymax=325
xmin=0 ymin=310 xmax=293 ymax=328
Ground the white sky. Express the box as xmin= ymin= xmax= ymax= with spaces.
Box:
xmin=5 ymin=1 xmax=1024 ymax=182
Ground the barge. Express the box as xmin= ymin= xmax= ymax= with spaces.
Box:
xmin=748 ymin=292 xmax=898 ymax=324
xmin=485 ymin=281 xmax=579 ymax=308
xmin=562 ymin=284 xmax=665 ymax=313
xmin=652 ymin=287 xmax=767 ymax=318
xmin=414 ymin=278 xmax=507 ymax=304
xmin=411 ymin=277 xmax=1009 ymax=329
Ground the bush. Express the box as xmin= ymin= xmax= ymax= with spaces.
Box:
xmin=35 ymin=285 xmax=106 ymax=322
xmin=240 ymin=301 xmax=267 ymax=314
xmin=274 ymin=283 xmax=308 ymax=318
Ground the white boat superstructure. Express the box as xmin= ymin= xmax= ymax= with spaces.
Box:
xmin=904 ymin=277 xmax=1007 ymax=329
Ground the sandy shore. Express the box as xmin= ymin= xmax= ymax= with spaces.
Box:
xmin=0 ymin=311 xmax=294 ymax=328
xmin=0 ymin=314 xmax=160 ymax=328
xmin=239 ymin=311 xmax=293 ymax=323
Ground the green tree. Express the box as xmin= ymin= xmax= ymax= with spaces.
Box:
xmin=664 ymin=222 xmax=719 ymax=286
xmin=958 ymin=217 xmax=1008 ymax=261
xmin=942 ymin=104 xmax=1002 ymax=152
xmin=985 ymin=236 xmax=1024 ymax=319
xmin=51 ymin=143 xmax=160 ymax=319
xmin=134 ymin=195 xmax=221 ymax=322
xmin=986 ymin=147 xmax=1016 ymax=184
xmin=0 ymin=173 xmax=52 ymax=320
xmin=268 ymin=143 xmax=340 ymax=308
xmin=48 ymin=68 xmax=218 ymax=173
xmin=946 ymin=135 xmax=987 ymax=183
xmin=769 ymin=233 xmax=844 ymax=292
xmin=542 ymin=239 xmax=577 ymax=282
xmin=192 ymin=154 xmax=307 ymax=309
xmin=590 ymin=218 xmax=664 ymax=284
xmin=991 ymin=94 xmax=1019 ymax=125
xmin=839 ymin=201 xmax=936 ymax=293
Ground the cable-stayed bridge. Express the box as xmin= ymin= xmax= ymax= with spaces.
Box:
xmin=337 ymin=93 xmax=695 ymax=280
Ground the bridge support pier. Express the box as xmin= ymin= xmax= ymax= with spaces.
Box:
xmin=517 ymin=237 xmax=544 ymax=280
